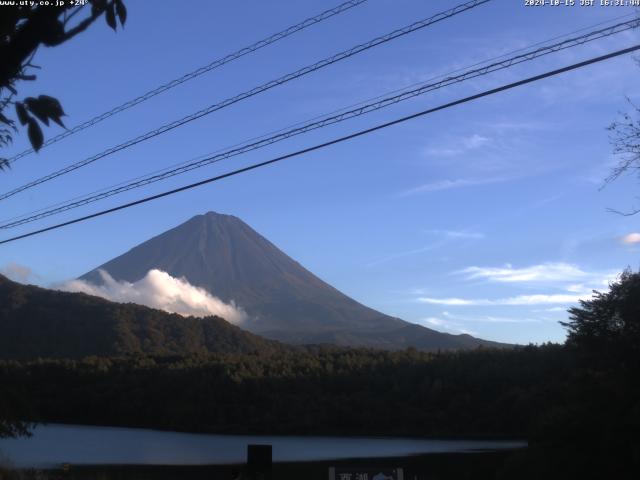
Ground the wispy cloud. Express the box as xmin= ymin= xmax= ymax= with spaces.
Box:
xmin=442 ymin=310 xmax=541 ymax=324
xmin=366 ymin=242 xmax=445 ymax=267
xmin=582 ymin=155 xmax=620 ymax=186
xmin=418 ymin=292 xmax=590 ymax=306
xmin=413 ymin=309 xmax=543 ymax=337
xmin=459 ymin=262 xmax=589 ymax=283
xmin=534 ymin=306 xmax=568 ymax=313
xmin=399 ymin=176 xmax=509 ymax=197
xmin=0 ymin=263 xmax=36 ymax=283
xmin=424 ymin=133 xmax=491 ymax=157
xmin=425 ymin=229 xmax=485 ymax=240
xmin=367 ymin=228 xmax=484 ymax=267
xmin=414 ymin=262 xmax=619 ymax=308
xmin=457 ymin=262 xmax=618 ymax=290
xmin=414 ymin=316 xmax=476 ymax=336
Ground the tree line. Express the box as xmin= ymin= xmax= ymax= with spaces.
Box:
xmin=1 ymin=270 xmax=639 ymax=478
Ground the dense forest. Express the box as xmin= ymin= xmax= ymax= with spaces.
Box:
xmin=0 ymin=345 xmax=565 ymax=438
xmin=0 ymin=274 xmax=283 ymax=360
xmin=1 ymin=271 xmax=639 ymax=478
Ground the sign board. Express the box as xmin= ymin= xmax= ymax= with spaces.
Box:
xmin=247 ymin=444 xmax=272 ymax=469
xmin=246 ymin=444 xmax=272 ymax=480
xmin=328 ymin=467 xmax=404 ymax=480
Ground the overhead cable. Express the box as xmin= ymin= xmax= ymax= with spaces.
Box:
xmin=2 ymin=16 xmax=637 ymax=230
xmin=0 ymin=0 xmax=490 ymax=202
xmin=1 ymin=43 xmax=638 ymax=245
xmin=5 ymin=0 xmax=370 ymax=164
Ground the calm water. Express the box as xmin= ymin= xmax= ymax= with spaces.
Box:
xmin=0 ymin=424 xmax=526 ymax=468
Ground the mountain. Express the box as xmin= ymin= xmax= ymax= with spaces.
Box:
xmin=0 ymin=274 xmax=282 ymax=360
xmin=81 ymin=212 xmax=506 ymax=351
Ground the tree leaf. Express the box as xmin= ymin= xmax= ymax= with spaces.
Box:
xmin=27 ymin=118 xmax=44 ymax=152
xmin=24 ymin=97 xmax=49 ymax=126
xmin=49 ymin=115 xmax=65 ymax=128
xmin=115 ymin=0 xmax=127 ymax=27
xmin=38 ymin=95 xmax=65 ymax=117
xmin=37 ymin=95 xmax=66 ymax=127
xmin=105 ymin=2 xmax=117 ymax=31
xmin=41 ymin=19 xmax=65 ymax=46
xmin=91 ymin=0 xmax=107 ymax=17
xmin=15 ymin=102 xmax=29 ymax=126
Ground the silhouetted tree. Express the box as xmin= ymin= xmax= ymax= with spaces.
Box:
xmin=562 ymin=268 xmax=640 ymax=364
xmin=0 ymin=0 xmax=127 ymax=167
xmin=606 ymin=89 xmax=640 ymax=214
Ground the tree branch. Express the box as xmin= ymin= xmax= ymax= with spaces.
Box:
xmin=48 ymin=5 xmax=106 ymax=46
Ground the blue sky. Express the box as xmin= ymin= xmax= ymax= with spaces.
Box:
xmin=1 ymin=0 xmax=640 ymax=344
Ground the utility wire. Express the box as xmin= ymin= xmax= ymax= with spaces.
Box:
xmin=6 ymin=0 xmax=370 ymax=164
xmin=0 ymin=0 xmax=490 ymax=202
xmin=3 ymin=12 xmax=636 ymax=227
xmin=2 ymin=16 xmax=637 ymax=230
xmin=7 ymin=11 xmax=634 ymax=229
xmin=1 ymin=43 xmax=638 ymax=246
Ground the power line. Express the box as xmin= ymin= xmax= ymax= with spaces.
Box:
xmin=5 ymin=0 xmax=370 ymax=164
xmin=0 ymin=0 xmax=490 ymax=202
xmin=1 ymin=43 xmax=638 ymax=246
xmin=2 ymin=16 xmax=637 ymax=230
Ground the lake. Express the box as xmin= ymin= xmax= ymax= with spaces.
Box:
xmin=0 ymin=424 xmax=526 ymax=468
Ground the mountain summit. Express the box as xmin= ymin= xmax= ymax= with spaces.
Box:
xmin=81 ymin=212 xmax=504 ymax=350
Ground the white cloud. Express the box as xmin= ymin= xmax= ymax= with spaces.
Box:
xmin=565 ymin=283 xmax=587 ymax=293
xmin=424 ymin=134 xmax=491 ymax=157
xmin=418 ymin=292 xmax=591 ymax=306
xmin=621 ymin=233 xmax=640 ymax=245
xmin=366 ymin=227 xmax=485 ymax=267
xmin=458 ymin=263 xmax=618 ymax=293
xmin=460 ymin=262 xmax=589 ymax=283
xmin=399 ymin=176 xmax=508 ymax=196
xmin=423 ymin=317 xmax=446 ymax=327
xmin=426 ymin=229 xmax=485 ymax=240
xmin=370 ymin=229 xmax=483 ymax=266
xmin=413 ymin=316 xmax=476 ymax=336
xmin=463 ymin=134 xmax=490 ymax=149
xmin=59 ymin=269 xmax=247 ymax=324
xmin=415 ymin=263 xmax=619 ymax=309
xmin=366 ymin=243 xmax=445 ymax=267
xmin=419 ymin=297 xmax=478 ymax=306
xmin=442 ymin=311 xmax=540 ymax=324
xmin=534 ymin=307 xmax=567 ymax=313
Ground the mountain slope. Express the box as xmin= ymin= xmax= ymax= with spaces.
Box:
xmin=81 ymin=212 xmax=506 ymax=351
xmin=0 ymin=274 xmax=282 ymax=360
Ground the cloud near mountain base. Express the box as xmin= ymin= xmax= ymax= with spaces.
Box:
xmin=60 ymin=269 xmax=247 ymax=324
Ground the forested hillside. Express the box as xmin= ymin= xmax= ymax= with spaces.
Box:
xmin=1 ymin=271 xmax=639 ymax=478
xmin=0 ymin=275 xmax=283 ymax=360
xmin=0 ymin=345 xmax=565 ymax=438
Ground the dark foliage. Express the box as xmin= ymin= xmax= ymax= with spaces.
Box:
xmin=563 ymin=268 xmax=640 ymax=364
xmin=0 ymin=0 xmax=127 ymax=165
xmin=500 ymin=270 xmax=640 ymax=479
xmin=0 ymin=274 xmax=283 ymax=360
xmin=0 ymin=385 xmax=32 ymax=439
xmin=0 ymin=345 xmax=566 ymax=438
xmin=1 ymin=271 xmax=639 ymax=477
